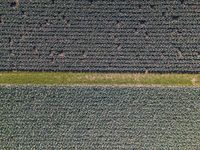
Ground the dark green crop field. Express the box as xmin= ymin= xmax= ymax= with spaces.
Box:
xmin=0 ymin=86 xmax=200 ymax=149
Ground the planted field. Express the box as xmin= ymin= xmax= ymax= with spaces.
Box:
xmin=1 ymin=86 xmax=200 ymax=149
xmin=1 ymin=0 xmax=200 ymax=73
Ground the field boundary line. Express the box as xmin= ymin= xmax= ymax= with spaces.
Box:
xmin=0 ymin=71 xmax=200 ymax=87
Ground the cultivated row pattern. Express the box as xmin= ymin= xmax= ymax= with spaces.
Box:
xmin=1 ymin=86 xmax=200 ymax=149
xmin=0 ymin=0 xmax=200 ymax=72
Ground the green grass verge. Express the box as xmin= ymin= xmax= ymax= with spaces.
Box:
xmin=0 ymin=71 xmax=200 ymax=86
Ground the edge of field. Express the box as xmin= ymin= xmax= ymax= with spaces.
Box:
xmin=0 ymin=71 xmax=200 ymax=87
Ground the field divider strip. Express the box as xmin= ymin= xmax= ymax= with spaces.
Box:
xmin=0 ymin=71 xmax=200 ymax=87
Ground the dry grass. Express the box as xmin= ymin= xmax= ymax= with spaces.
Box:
xmin=0 ymin=71 xmax=200 ymax=87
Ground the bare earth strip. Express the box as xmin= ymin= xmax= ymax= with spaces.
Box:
xmin=0 ymin=71 xmax=200 ymax=87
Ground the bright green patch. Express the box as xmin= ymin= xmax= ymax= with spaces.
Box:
xmin=0 ymin=71 xmax=200 ymax=86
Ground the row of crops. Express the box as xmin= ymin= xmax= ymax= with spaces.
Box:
xmin=0 ymin=0 xmax=200 ymax=72
xmin=1 ymin=85 xmax=200 ymax=149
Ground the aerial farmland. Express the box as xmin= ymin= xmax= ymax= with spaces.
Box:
xmin=0 ymin=0 xmax=200 ymax=149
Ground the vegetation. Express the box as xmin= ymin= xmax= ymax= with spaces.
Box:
xmin=0 ymin=71 xmax=200 ymax=86
xmin=1 ymin=86 xmax=199 ymax=149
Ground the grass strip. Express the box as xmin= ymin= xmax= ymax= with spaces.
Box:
xmin=0 ymin=71 xmax=200 ymax=86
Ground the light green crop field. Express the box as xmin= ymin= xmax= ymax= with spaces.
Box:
xmin=1 ymin=86 xmax=200 ymax=149
xmin=0 ymin=71 xmax=200 ymax=86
